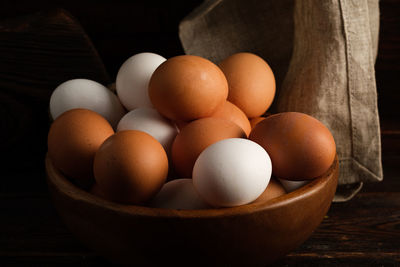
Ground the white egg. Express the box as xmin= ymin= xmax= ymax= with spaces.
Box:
xmin=278 ymin=179 xmax=310 ymax=193
xmin=193 ymin=138 xmax=272 ymax=207
xmin=117 ymin=107 xmax=178 ymax=153
xmin=116 ymin=52 xmax=166 ymax=110
xmin=149 ymin=179 xmax=209 ymax=210
xmin=49 ymin=79 xmax=126 ymax=128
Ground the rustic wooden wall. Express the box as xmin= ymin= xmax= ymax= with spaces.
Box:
xmin=0 ymin=0 xmax=202 ymax=77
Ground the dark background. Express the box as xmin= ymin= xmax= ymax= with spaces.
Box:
xmin=0 ymin=0 xmax=203 ymax=77
xmin=0 ymin=0 xmax=399 ymax=265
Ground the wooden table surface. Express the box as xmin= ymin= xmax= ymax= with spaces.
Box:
xmin=0 ymin=1 xmax=399 ymax=266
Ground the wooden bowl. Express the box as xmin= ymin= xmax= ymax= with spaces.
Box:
xmin=45 ymin=154 xmax=338 ymax=266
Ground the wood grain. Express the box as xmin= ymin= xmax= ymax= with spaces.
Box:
xmin=0 ymin=0 xmax=203 ymax=78
xmin=376 ymin=0 xmax=400 ymax=123
xmin=0 ymin=9 xmax=109 ymax=184
xmin=274 ymin=192 xmax=400 ymax=266
xmin=44 ymin=154 xmax=338 ymax=266
xmin=0 ymin=190 xmax=398 ymax=265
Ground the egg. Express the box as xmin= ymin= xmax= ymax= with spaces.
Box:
xmin=47 ymin=108 xmax=114 ymax=182
xmin=250 ymin=116 xmax=266 ymax=129
xmin=49 ymin=79 xmax=126 ymax=128
xmin=93 ymin=130 xmax=168 ymax=204
xmin=253 ymin=179 xmax=286 ymax=203
xmin=149 ymin=179 xmax=209 ymax=210
xmin=171 ymin=117 xmax=246 ymax=178
xmin=210 ymin=101 xmax=251 ymax=137
xmin=193 ymin=138 xmax=272 ymax=207
xmin=117 ymin=107 xmax=178 ymax=154
xmin=116 ymin=52 xmax=166 ymax=110
xmin=249 ymin=112 xmax=336 ymax=180
xmin=219 ymin=52 xmax=275 ymax=118
xmin=278 ymin=179 xmax=310 ymax=193
xmin=149 ymin=55 xmax=228 ymax=121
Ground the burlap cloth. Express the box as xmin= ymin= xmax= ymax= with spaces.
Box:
xmin=179 ymin=0 xmax=382 ymax=202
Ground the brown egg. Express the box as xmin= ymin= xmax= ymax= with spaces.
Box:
xmin=253 ymin=179 xmax=286 ymax=203
xmin=219 ymin=52 xmax=275 ymax=118
xmin=210 ymin=101 xmax=251 ymax=137
xmin=149 ymin=55 xmax=228 ymax=121
xmin=250 ymin=117 xmax=266 ymax=129
xmin=93 ymin=130 xmax=168 ymax=204
xmin=249 ymin=112 xmax=336 ymax=180
xmin=172 ymin=117 xmax=246 ymax=178
xmin=47 ymin=108 xmax=114 ymax=182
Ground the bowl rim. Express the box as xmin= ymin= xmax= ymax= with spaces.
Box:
xmin=45 ymin=153 xmax=338 ymax=219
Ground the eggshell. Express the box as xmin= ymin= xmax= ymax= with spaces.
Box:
xmin=219 ymin=52 xmax=275 ymax=118
xmin=47 ymin=108 xmax=114 ymax=182
xmin=278 ymin=179 xmax=310 ymax=193
xmin=250 ymin=117 xmax=266 ymax=129
xmin=210 ymin=101 xmax=251 ymax=136
xmin=93 ymin=130 xmax=168 ymax=205
xmin=193 ymin=138 xmax=272 ymax=207
xmin=149 ymin=55 xmax=228 ymax=121
xmin=171 ymin=117 xmax=246 ymax=178
xmin=116 ymin=52 xmax=166 ymax=110
xmin=149 ymin=179 xmax=209 ymax=210
xmin=117 ymin=107 xmax=178 ymax=154
xmin=253 ymin=179 xmax=286 ymax=203
xmin=49 ymin=79 xmax=126 ymax=128
xmin=249 ymin=112 xmax=336 ymax=180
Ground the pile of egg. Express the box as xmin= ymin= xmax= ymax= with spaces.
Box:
xmin=47 ymin=52 xmax=336 ymax=209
